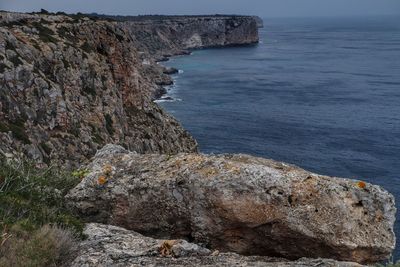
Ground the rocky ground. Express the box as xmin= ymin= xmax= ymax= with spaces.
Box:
xmin=0 ymin=11 xmax=396 ymax=267
xmin=67 ymin=145 xmax=396 ymax=265
xmin=72 ymin=223 xmax=364 ymax=267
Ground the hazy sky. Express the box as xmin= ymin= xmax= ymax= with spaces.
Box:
xmin=1 ymin=0 xmax=399 ymax=17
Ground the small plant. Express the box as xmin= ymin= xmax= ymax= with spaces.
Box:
xmin=92 ymin=132 xmax=104 ymax=144
xmin=32 ymin=21 xmax=58 ymax=43
xmin=0 ymin=120 xmax=31 ymax=144
xmin=57 ymin=26 xmax=76 ymax=43
xmin=104 ymin=114 xmax=114 ymax=135
xmin=0 ymin=224 xmax=78 ymax=267
xmin=40 ymin=142 xmax=52 ymax=155
xmin=82 ymin=84 xmax=96 ymax=96
xmin=0 ymin=156 xmax=83 ymax=235
xmin=80 ymin=41 xmax=94 ymax=54
xmin=72 ymin=169 xmax=90 ymax=180
xmin=5 ymin=41 xmax=16 ymax=51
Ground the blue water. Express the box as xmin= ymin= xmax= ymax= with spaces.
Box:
xmin=159 ymin=16 xmax=400 ymax=259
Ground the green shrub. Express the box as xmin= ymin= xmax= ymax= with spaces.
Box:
xmin=40 ymin=142 xmax=52 ymax=155
xmin=5 ymin=41 xmax=16 ymax=51
xmin=32 ymin=22 xmax=58 ymax=43
xmin=80 ymin=41 xmax=94 ymax=54
xmin=0 ymin=122 xmax=8 ymax=132
xmin=0 ymin=156 xmax=83 ymax=234
xmin=0 ymin=157 xmax=84 ymax=265
xmin=82 ymin=84 xmax=96 ymax=96
xmin=104 ymin=114 xmax=114 ymax=135
xmin=57 ymin=26 xmax=76 ymax=43
xmin=0 ymin=121 xmax=30 ymax=144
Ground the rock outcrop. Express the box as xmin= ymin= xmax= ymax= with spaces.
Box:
xmin=0 ymin=11 xmax=260 ymax=167
xmin=0 ymin=12 xmax=206 ymax=167
xmin=119 ymin=15 xmax=260 ymax=60
xmin=72 ymin=223 xmax=364 ymax=267
xmin=67 ymin=145 xmax=396 ymax=264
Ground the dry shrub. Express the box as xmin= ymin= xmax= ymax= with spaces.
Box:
xmin=0 ymin=224 xmax=78 ymax=267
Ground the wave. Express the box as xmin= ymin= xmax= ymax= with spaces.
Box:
xmin=154 ymin=96 xmax=182 ymax=103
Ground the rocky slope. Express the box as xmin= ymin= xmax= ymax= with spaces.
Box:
xmin=72 ymin=223 xmax=364 ymax=267
xmin=1 ymin=11 xmax=396 ymax=266
xmin=0 ymin=11 xmax=259 ymax=168
xmin=67 ymin=144 xmax=396 ymax=264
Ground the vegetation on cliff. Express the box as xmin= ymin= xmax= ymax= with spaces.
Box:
xmin=0 ymin=156 xmax=83 ymax=266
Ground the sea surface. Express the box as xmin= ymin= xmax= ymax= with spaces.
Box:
xmin=159 ymin=16 xmax=400 ymax=258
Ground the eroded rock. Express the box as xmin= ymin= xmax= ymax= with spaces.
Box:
xmin=67 ymin=145 xmax=396 ymax=264
xmin=0 ymin=11 xmax=198 ymax=168
xmin=71 ymin=223 xmax=364 ymax=267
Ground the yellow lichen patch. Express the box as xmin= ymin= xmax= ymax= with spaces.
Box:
xmin=159 ymin=240 xmax=178 ymax=257
xmin=102 ymin=164 xmax=113 ymax=176
xmin=223 ymin=162 xmax=241 ymax=174
xmin=184 ymin=155 xmax=207 ymax=166
xmin=356 ymin=181 xmax=367 ymax=189
xmin=198 ymin=166 xmax=218 ymax=177
xmin=72 ymin=169 xmax=90 ymax=180
xmin=97 ymin=176 xmax=108 ymax=185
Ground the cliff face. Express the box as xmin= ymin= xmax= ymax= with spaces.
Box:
xmin=0 ymin=12 xmax=215 ymax=168
xmin=0 ymin=12 xmax=260 ymax=168
xmin=120 ymin=15 xmax=260 ymax=60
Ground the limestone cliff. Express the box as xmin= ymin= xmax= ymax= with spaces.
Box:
xmin=118 ymin=15 xmax=260 ymax=60
xmin=0 ymin=12 xmax=258 ymax=168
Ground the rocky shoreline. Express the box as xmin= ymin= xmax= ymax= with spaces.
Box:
xmin=0 ymin=11 xmax=260 ymax=168
xmin=0 ymin=11 xmax=397 ymax=266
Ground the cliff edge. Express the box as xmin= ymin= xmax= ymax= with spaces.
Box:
xmin=0 ymin=12 xmax=258 ymax=167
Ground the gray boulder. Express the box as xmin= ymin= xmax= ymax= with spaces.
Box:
xmin=67 ymin=145 xmax=396 ymax=264
xmin=71 ymin=223 xmax=364 ymax=267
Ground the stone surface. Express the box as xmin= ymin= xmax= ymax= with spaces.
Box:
xmin=0 ymin=11 xmax=260 ymax=168
xmin=71 ymin=223 xmax=364 ymax=267
xmin=67 ymin=145 xmax=396 ymax=264
xmin=120 ymin=15 xmax=260 ymax=60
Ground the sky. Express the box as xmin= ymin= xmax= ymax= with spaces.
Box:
xmin=0 ymin=0 xmax=399 ymax=18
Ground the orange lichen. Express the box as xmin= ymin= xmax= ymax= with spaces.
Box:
xmin=98 ymin=176 xmax=108 ymax=185
xmin=356 ymin=181 xmax=366 ymax=189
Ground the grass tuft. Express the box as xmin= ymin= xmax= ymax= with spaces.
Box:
xmin=0 ymin=156 xmax=84 ymax=265
xmin=0 ymin=224 xmax=78 ymax=267
xmin=0 ymin=156 xmax=83 ymax=235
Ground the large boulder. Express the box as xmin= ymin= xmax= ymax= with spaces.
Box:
xmin=72 ymin=223 xmax=363 ymax=267
xmin=67 ymin=145 xmax=396 ymax=264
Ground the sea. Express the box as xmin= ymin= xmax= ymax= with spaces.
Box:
xmin=158 ymin=16 xmax=400 ymax=259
